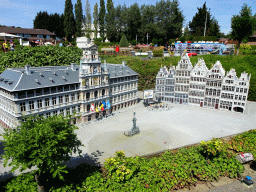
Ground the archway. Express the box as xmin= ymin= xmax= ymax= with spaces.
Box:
xmin=87 ymin=104 xmax=90 ymax=112
xmin=235 ymin=107 xmax=243 ymax=113
xmin=86 ymin=92 xmax=90 ymax=100
xmin=102 ymin=89 xmax=105 ymax=97
xmin=94 ymin=91 xmax=98 ymax=98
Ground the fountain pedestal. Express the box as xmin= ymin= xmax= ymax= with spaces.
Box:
xmin=124 ymin=112 xmax=140 ymax=137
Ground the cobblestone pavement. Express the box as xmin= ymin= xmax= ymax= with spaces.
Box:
xmin=0 ymin=91 xmax=256 ymax=185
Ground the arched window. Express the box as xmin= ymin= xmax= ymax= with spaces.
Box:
xmin=94 ymin=91 xmax=98 ymax=98
xmin=87 ymin=104 xmax=90 ymax=112
xmin=102 ymin=89 xmax=105 ymax=96
xmin=86 ymin=92 xmax=90 ymax=100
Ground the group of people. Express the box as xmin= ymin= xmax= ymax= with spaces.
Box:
xmin=2 ymin=40 xmax=15 ymax=53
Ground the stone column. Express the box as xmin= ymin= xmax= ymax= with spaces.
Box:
xmin=34 ymin=99 xmax=39 ymax=112
xmin=50 ymin=97 xmax=53 ymax=109
xmin=26 ymin=101 xmax=30 ymax=114
xmin=56 ymin=95 xmax=60 ymax=106
xmin=69 ymin=94 xmax=72 ymax=104
xmin=42 ymin=98 xmax=46 ymax=110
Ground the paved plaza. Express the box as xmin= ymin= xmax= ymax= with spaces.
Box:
xmin=0 ymin=92 xmax=256 ymax=182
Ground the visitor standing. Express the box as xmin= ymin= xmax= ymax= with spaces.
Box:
xmin=3 ymin=40 xmax=9 ymax=53
xmin=10 ymin=40 xmax=14 ymax=51
xmin=219 ymin=41 xmax=230 ymax=55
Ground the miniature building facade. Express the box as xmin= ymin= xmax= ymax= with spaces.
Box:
xmin=155 ymin=53 xmax=251 ymax=113
xmin=174 ymin=52 xmax=193 ymax=104
xmin=0 ymin=42 xmax=138 ymax=129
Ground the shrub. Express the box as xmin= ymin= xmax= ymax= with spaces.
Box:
xmin=189 ymin=35 xmax=194 ymax=41
xmin=130 ymin=40 xmax=136 ymax=45
xmin=178 ymin=36 xmax=186 ymax=43
xmin=119 ymin=34 xmax=129 ymax=47
xmin=152 ymin=38 xmax=158 ymax=44
xmin=153 ymin=49 xmax=163 ymax=57
xmin=240 ymin=44 xmax=252 ymax=50
xmin=158 ymin=38 xmax=163 ymax=45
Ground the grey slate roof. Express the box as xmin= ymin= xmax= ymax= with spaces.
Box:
xmin=0 ymin=63 xmax=138 ymax=92
xmin=106 ymin=64 xmax=138 ymax=78
xmin=0 ymin=65 xmax=79 ymax=92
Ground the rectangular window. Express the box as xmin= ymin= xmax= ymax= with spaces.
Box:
xmin=45 ymin=98 xmax=50 ymax=107
xmin=37 ymin=99 xmax=42 ymax=108
xmin=243 ymin=96 xmax=246 ymax=101
xmin=29 ymin=101 xmax=34 ymax=110
xmin=66 ymin=108 xmax=70 ymax=115
xmin=244 ymin=88 xmax=247 ymax=93
xmin=60 ymin=109 xmax=64 ymax=116
xmin=72 ymin=106 xmax=76 ymax=113
xmin=59 ymin=96 xmax=63 ymax=104
xmin=37 ymin=35 xmax=43 ymax=38
xmin=46 ymin=112 xmax=51 ymax=118
xmin=71 ymin=93 xmax=75 ymax=101
xmin=58 ymin=86 xmax=63 ymax=92
xmin=52 ymin=97 xmax=56 ymax=105
xmin=65 ymin=95 xmax=69 ymax=103
xmin=20 ymin=102 xmax=26 ymax=112
xmin=240 ymin=88 xmax=243 ymax=93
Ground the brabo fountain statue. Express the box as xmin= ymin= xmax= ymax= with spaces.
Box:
xmin=124 ymin=112 xmax=140 ymax=136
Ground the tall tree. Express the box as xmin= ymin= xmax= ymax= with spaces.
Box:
xmin=93 ymin=3 xmax=99 ymax=39
xmin=85 ymin=0 xmax=92 ymax=38
xmin=189 ymin=2 xmax=219 ymax=36
xmin=75 ymin=0 xmax=83 ymax=38
xmin=155 ymin=0 xmax=184 ymax=41
xmin=139 ymin=4 xmax=158 ymax=43
xmin=126 ymin=3 xmax=141 ymax=42
xmin=0 ymin=114 xmax=84 ymax=191
xmin=231 ymin=4 xmax=256 ymax=55
xmin=114 ymin=4 xmax=123 ymax=41
xmin=106 ymin=0 xmax=116 ymax=42
xmin=64 ymin=0 xmax=75 ymax=42
xmin=33 ymin=11 xmax=50 ymax=30
xmin=99 ymin=0 xmax=106 ymax=41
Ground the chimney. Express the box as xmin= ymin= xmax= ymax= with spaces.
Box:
xmin=122 ymin=61 xmax=126 ymax=66
xmin=25 ymin=65 xmax=31 ymax=75
xmin=71 ymin=63 xmax=76 ymax=71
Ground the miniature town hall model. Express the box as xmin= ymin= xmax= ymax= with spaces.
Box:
xmin=0 ymin=40 xmax=138 ymax=129
xmin=155 ymin=52 xmax=251 ymax=113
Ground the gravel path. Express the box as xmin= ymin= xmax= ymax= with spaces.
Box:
xmin=0 ymin=91 xmax=256 ymax=185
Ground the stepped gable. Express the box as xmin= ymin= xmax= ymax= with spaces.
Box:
xmin=169 ymin=66 xmax=176 ymax=75
xmin=239 ymin=71 xmax=251 ymax=82
xmin=207 ymin=60 xmax=226 ymax=78
xmin=176 ymin=53 xmax=193 ymax=71
xmin=191 ymin=58 xmax=209 ymax=76
xmin=225 ymin=68 xmax=238 ymax=81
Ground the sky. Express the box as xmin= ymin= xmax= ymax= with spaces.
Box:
xmin=0 ymin=0 xmax=255 ymax=35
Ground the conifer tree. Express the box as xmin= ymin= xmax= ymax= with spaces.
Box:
xmin=85 ymin=0 xmax=92 ymax=38
xmin=119 ymin=34 xmax=129 ymax=47
xmin=106 ymin=0 xmax=115 ymax=42
xmin=99 ymin=0 xmax=106 ymax=41
xmin=64 ymin=0 xmax=75 ymax=42
xmin=93 ymin=3 xmax=99 ymax=39
xmin=75 ymin=0 xmax=83 ymax=37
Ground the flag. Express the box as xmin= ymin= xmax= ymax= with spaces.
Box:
xmin=95 ymin=107 xmax=99 ymax=113
xmin=91 ymin=104 xmax=95 ymax=111
xmin=106 ymin=100 xmax=111 ymax=109
xmin=100 ymin=104 xmax=104 ymax=111
xmin=102 ymin=101 xmax=106 ymax=109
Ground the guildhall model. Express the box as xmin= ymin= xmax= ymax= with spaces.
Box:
xmin=155 ymin=51 xmax=251 ymax=113
xmin=0 ymin=41 xmax=138 ymax=129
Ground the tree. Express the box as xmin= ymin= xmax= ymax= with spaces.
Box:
xmin=106 ymin=0 xmax=116 ymax=42
xmin=183 ymin=24 xmax=190 ymax=37
xmin=75 ymin=0 xmax=83 ymax=38
xmin=139 ymin=4 xmax=158 ymax=44
xmin=64 ymin=0 xmax=75 ymax=42
xmin=119 ymin=34 xmax=129 ymax=47
xmin=189 ymin=2 xmax=220 ymax=37
xmin=155 ymin=0 xmax=184 ymax=41
xmin=93 ymin=3 xmax=99 ymax=39
xmin=231 ymin=4 xmax=256 ymax=55
xmin=85 ymin=0 xmax=92 ymax=38
xmin=99 ymin=0 xmax=106 ymax=41
xmin=126 ymin=3 xmax=141 ymax=41
xmin=33 ymin=11 xmax=50 ymax=30
xmin=0 ymin=114 xmax=84 ymax=191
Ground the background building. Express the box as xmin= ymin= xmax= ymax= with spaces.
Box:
xmin=0 ymin=26 xmax=62 ymax=43
xmin=155 ymin=53 xmax=251 ymax=113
